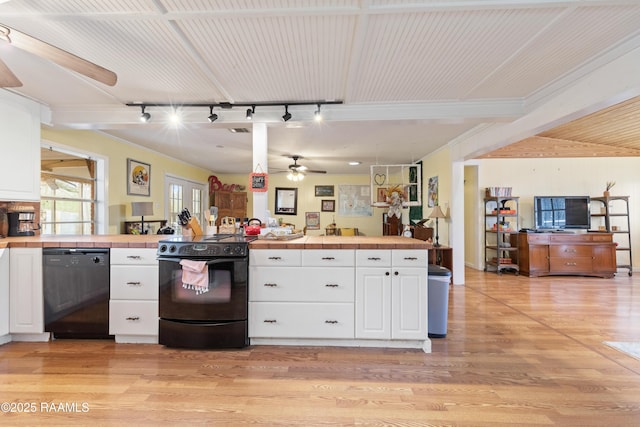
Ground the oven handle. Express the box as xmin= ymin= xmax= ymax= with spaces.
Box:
xmin=158 ymin=257 xmax=246 ymax=265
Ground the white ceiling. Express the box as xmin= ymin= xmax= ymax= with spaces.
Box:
xmin=2 ymin=0 xmax=640 ymax=174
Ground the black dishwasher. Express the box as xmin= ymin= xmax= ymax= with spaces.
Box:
xmin=43 ymin=248 xmax=111 ymax=339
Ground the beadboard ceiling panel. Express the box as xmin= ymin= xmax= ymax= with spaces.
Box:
xmin=2 ymin=0 xmax=640 ymax=173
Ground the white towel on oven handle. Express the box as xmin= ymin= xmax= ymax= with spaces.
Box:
xmin=179 ymin=259 xmax=209 ymax=295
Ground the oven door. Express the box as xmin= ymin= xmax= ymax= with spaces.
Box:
xmin=159 ymin=257 xmax=248 ymax=321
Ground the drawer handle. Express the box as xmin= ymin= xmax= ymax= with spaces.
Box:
xmin=127 ymin=255 xmax=142 ymax=260
xmin=263 ymin=319 xmax=277 ymax=323
xmin=394 ymin=271 xmax=399 ymax=276
xmin=322 ymin=257 xmax=336 ymax=260
xmin=385 ymin=271 xmax=390 ymax=276
xmin=367 ymin=257 xmax=381 ymax=261
xmin=565 ymin=262 xmax=577 ymax=266
xmin=268 ymin=256 xmax=282 ymax=260
xmin=325 ymin=283 xmax=339 ymax=288
xmin=125 ymin=316 xmax=140 ymax=321
xmin=127 ymin=281 xmax=142 ymax=286
xmin=403 ymin=257 xmax=418 ymax=260
xmin=564 ymin=249 xmax=577 ymax=253
xmin=325 ymin=320 xmax=338 ymax=324
xmin=263 ymin=283 xmax=278 ymax=287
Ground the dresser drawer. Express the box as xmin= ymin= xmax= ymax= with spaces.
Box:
xmin=549 ymin=257 xmax=593 ymax=273
xmin=109 ymin=300 xmax=158 ymax=335
xmin=302 ymin=250 xmax=355 ymax=267
xmin=250 ymin=267 xmax=354 ymax=302
xmin=356 ymin=250 xmax=391 ymax=267
xmin=110 ymin=265 xmax=159 ymax=300
xmin=250 ymin=249 xmax=301 ymax=266
xmin=392 ymin=250 xmax=428 ymax=267
xmin=249 ymin=302 xmax=354 ymax=338
xmin=549 ymin=245 xmax=591 ymax=258
xmin=526 ymin=234 xmax=550 ymax=244
xmin=111 ymin=248 xmax=158 ymax=265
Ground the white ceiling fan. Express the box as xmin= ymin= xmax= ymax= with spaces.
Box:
xmin=0 ymin=23 xmax=117 ymax=88
xmin=284 ymin=155 xmax=327 ymax=181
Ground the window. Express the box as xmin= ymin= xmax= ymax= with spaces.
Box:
xmin=40 ymin=147 xmax=101 ymax=235
xmin=165 ymin=175 xmax=206 ymax=230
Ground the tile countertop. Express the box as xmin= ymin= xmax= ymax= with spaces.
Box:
xmin=0 ymin=235 xmax=432 ymax=249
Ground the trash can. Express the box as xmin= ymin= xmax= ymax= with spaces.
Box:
xmin=428 ymin=264 xmax=452 ymax=338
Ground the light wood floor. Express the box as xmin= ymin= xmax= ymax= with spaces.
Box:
xmin=2 ymin=268 xmax=640 ymax=426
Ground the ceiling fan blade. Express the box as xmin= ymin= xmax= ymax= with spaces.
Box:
xmin=307 ymin=170 xmax=327 ymax=174
xmin=1 ymin=24 xmax=117 ymax=86
xmin=0 ymin=56 xmax=22 ymax=87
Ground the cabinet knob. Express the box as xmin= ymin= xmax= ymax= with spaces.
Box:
xmin=385 ymin=271 xmax=390 ymax=276
xmin=394 ymin=271 xmax=399 ymax=276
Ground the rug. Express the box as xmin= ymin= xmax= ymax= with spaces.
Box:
xmin=604 ymin=342 xmax=640 ymax=361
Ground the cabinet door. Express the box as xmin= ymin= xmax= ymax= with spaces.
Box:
xmin=0 ymin=249 xmax=9 ymax=337
xmin=592 ymin=244 xmax=617 ymax=276
xmin=355 ymin=268 xmax=391 ymax=339
xmin=391 ymin=267 xmax=427 ymax=340
xmin=528 ymin=245 xmax=550 ymax=274
xmin=9 ymin=248 xmax=43 ymax=333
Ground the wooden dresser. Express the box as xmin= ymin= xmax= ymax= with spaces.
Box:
xmin=514 ymin=232 xmax=616 ymax=278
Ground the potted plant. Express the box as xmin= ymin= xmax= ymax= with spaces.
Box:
xmin=604 ymin=181 xmax=615 ymax=198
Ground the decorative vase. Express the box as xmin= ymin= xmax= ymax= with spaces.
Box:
xmin=603 ymin=191 xmax=610 ymax=198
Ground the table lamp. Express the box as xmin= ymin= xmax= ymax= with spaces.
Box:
xmin=428 ymin=205 xmax=446 ymax=247
xmin=132 ymin=201 xmax=154 ymax=234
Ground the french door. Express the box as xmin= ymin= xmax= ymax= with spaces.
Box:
xmin=165 ymin=175 xmax=207 ymax=231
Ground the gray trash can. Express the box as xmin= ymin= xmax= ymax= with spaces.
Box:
xmin=428 ymin=264 xmax=452 ymax=338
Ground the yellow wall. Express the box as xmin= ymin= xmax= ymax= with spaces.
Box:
xmin=42 ymin=128 xmax=212 ymax=234
xmin=419 ymin=147 xmax=452 ymax=246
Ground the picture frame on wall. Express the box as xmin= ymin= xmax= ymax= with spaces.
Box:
xmin=321 ymin=199 xmax=335 ymax=212
xmin=127 ymin=158 xmax=151 ymax=196
xmin=275 ymin=187 xmax=298 ymax=215
xmin=315 ymin=185 xmax=334 ymax=197
xmin=305 ymin=212 xmax=320 ymax=230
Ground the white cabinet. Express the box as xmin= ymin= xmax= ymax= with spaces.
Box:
xmin=9 ymin=248 xmax=46 ymax=339
xmin=109 ymin=248 xmax=159 ymax=343
xmin=249 ymin=249 xmax=355 ymax=340
xmin=0 ymin=92 xmax=42 ymax=201
xmin=356 ymin=249 xmax=427 ymax=341
xmin=0 ymin=248 xmax=9 ymax=344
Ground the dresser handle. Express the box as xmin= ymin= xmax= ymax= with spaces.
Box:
xmin=565 ymin=262 xmax=577 ymax=266
xmin=403 ymin=257 xmax=418 ymax=260
xmin=564 ymin=249 xmax=576 ymax=253
xmin=367 ymin=257 xmax=381 ymax=261
xmin=268 ymin=256 xmax=282 ymax=260
xmin=125 ymin=316 xmax=140 ymax=321
xmin=263 ymin=283 xmax=278 ymax=287
xmin=263 ymin=319 xmax=277 ymax=323
xmin=325 ymin=320 xmax=338 ymax=324
xmin=127 ymin=281 xmax=142 ymax=286
xmin=325 ymin=283 xmax=339 ymax=288
xmin=127 ymin=255 xmax=142 ymax=260
xmin=322 ymin=257 xmax=336 ymax=260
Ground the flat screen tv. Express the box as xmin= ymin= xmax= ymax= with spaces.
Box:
xmin=533 ymin=196 xmax=591 ymax=230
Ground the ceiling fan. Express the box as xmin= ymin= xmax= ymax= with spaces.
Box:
xmin=0 ymin=23 xmax=117 ymax=88
xmin=287 ymin=155 xmax=327 ymax=174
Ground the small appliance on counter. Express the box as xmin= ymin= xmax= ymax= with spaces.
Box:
xmin=8 ymin=211 xmax=39 ymax=236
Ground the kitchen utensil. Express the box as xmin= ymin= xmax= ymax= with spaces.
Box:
xmin=244 ymin=218 xmax=262 ymax=235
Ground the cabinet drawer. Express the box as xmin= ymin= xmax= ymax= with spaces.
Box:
xmin=549 ymin=245 xmax=591 ymax=258
xmin=302 ymin=250 xmax=354 ymax=267
xmin=249 ymin=302 xmax=354 ymax=338
xmin=109 ymin=300 xmax=158 ymax=335
xmin=250 ymin=250 xmax=301 ymax=266
xmin=549 ymin=257 xmax=592 ymax=273
xmin=392 ymin=250 xmax=427 ymax=267
xmin=356 ymin=250 xmax=391 ymax=267
xmin=526 ymin=234 xmax=549 ymax=244
xmin=110 ymin=265 xmax=159 ymax=300
xmin=250 ymin=267 xmax=354 ymax=302
xmin=111 ymin=248 xmax=158 ymax=265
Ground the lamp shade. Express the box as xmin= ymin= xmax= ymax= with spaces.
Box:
xmin=132 ymin=201 xmax=154 ymax=217
xmin=428 ymin=205 xmax=446 ymax=219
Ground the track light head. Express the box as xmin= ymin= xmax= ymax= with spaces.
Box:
xmin=282 ymin=105 xmax=292 ymax=122
xmin=208 ymin=105 xmax=218 ymax=123
xmin=246 ymin=105 xmax=255 ymax=120
xmin=314 ymin=104 xmax=322 ymax=122
xmin=139 ymin=106 xmax=151 ymax=123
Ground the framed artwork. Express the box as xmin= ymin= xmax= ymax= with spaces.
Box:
xmin=321 ymin=199 xmax=335 ymax=212
xmin=275 ymin=187 xmax=298 ymax=215
xmin=315 ymin=185 xmax=334 ymax=197
xmin=376 ymin=187 xmax=388 ymax=203
xmin=305 ymin=212 xmax=320 ymax=230
xmin=428 ymin=176 xmax=438 ymax=207
xmin=127 ymin=158 xmax=151 ymax=196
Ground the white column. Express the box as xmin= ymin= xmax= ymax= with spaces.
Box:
xmin=450 ymin=160 xmax=465 ymax=285
xmin=252 ymin=122 xmax=269 ymax=221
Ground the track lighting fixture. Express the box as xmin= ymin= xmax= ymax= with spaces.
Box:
xmin=139 ymin=106 xmax=150 ymax=122
xmin=314 ymin=104 xmax=322 ymax=121
xmin=208 ymin=105 xmax=218 ymax=123
xmin=282 ymin=105 xmax=292 ymax=122
xmin=246 ymin=105 xmax=255 ymax=120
